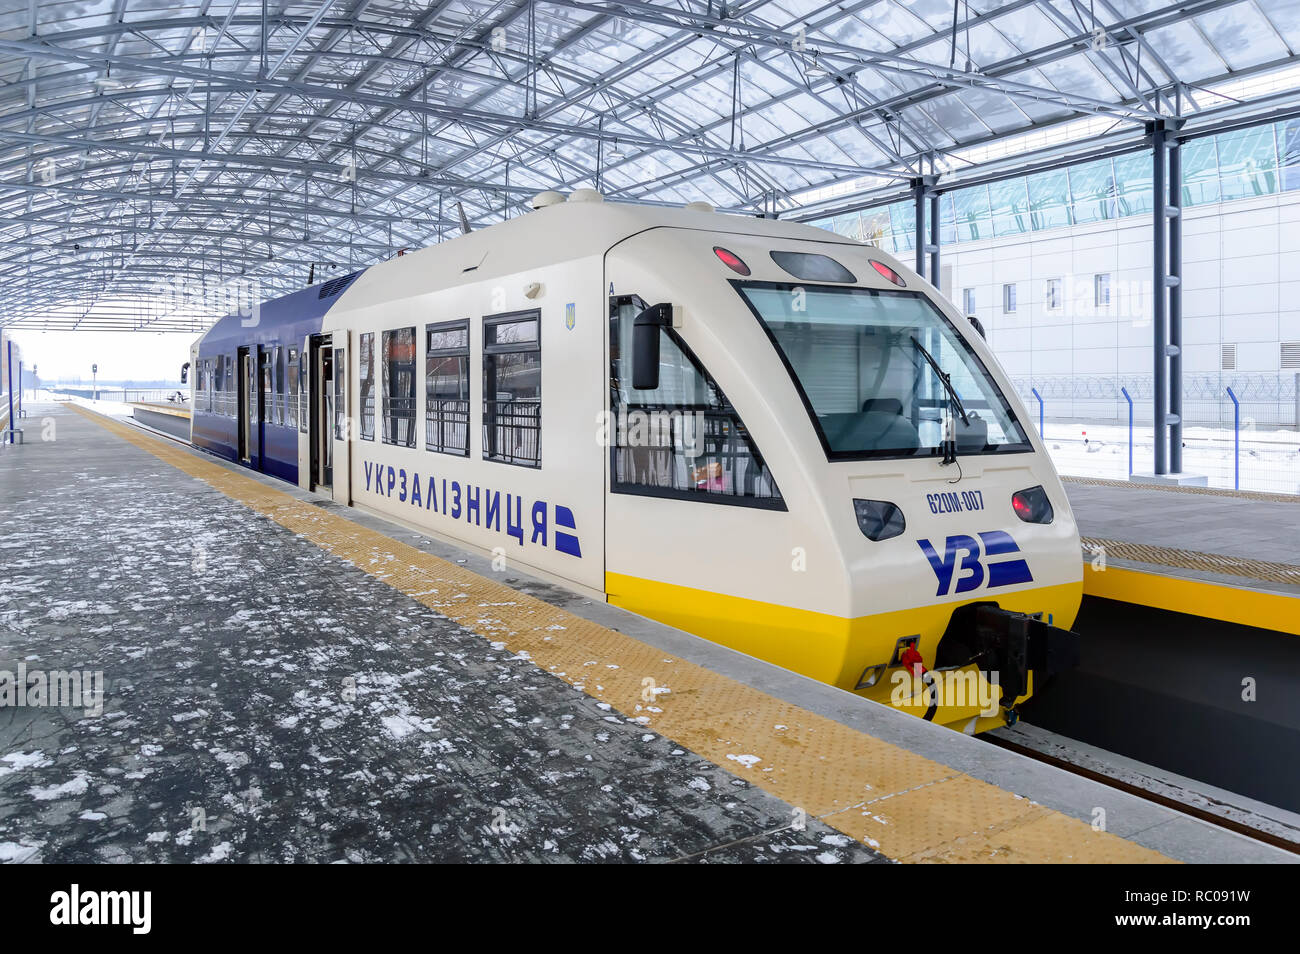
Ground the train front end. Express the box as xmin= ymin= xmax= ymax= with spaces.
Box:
xmin=732 ymin=254 xmax=1082 ymax=733
xmin=605 ymin=211 xmax=1082 ymax=733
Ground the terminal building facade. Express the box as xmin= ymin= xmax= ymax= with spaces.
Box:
xmin=815 ymin=118 xmax=1300 ymax=429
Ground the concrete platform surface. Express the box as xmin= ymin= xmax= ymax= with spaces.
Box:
xmin=0 ymin=403 xmax=1290 ymax=864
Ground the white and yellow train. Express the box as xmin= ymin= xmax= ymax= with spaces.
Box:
xmin=191 ymin=190 xmax=1082 ymax=732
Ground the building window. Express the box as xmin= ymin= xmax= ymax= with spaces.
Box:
xmin=382 ymin=327 xmax=417 ymax=448
xmin=1045 ymin=278 xmax=1063 ymax=310
xmin=1003 ymin=283 xmax=1017 ymax=314
xmin=358 ymin=332 xmax=375 ymax=441
xmin=483 ymin=311 xmax=541 ymax=468
xmin=609 ymin=295 xmax=782 ymax=507
xmin=1094 ymin=273 xmax=1111 ymax=307
xmin=1283 ymin=342 xmax=1300 ymax=370
xmin=426 ymin=321 xmax=470 ymax=456
xmin=1221 ymin=343 xmax=1237 ymax=370
xmin=962 ymin=288 xmax=975 ymax=314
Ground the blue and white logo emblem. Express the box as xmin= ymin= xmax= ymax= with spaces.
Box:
xmin=917 ymin=531 xmax=1033 ymax=596
xmin=565 ymin=302 xmax=576 ymax=331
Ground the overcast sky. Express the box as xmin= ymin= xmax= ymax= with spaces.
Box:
xmin=10 ymin=330 xmax=196 ymax=383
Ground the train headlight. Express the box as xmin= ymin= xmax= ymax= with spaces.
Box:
xmin=853 ymin=499 xmax=905 ymax=541
xmin=1012 ymin=486 xmax=1054 ymax=524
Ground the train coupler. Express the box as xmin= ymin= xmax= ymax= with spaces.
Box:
xmin=935 ymin=602 xmax=1080 ymax=708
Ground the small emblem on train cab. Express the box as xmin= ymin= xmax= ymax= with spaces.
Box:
xmin=565 ymin=302 xmax=576 ymax=331
xmin=917 ymin=531 xmax=1032 ymax=596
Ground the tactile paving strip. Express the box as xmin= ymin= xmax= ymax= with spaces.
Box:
xmin=1064 ymin=474 xmax=1299 ymax=504
xmin=1081 ymin=536 xmax=1300 ymax=587
xmin=72 ymin=404 xmax=1171 ymax=864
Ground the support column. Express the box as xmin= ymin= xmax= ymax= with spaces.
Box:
xmin=1151 ymin=122 xmax=1168 ymax=475
xmin=1167 ymin=129 xmax=1184 ymax=473
xmin=910 ymin=175 xmax=940 ymax=282
xmin=929 ymin=191 xmax=941 ymax=291
xmin=911 ymin=177 xmax=926 ymax=278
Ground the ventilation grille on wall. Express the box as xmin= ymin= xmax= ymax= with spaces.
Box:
xmin=1221 ymin=343 xmax=1236 ymax=370
xmin=1282 ymin=342 xmax=1300 ymax=370
xmin=318 ymin=270 xmax=362 ymax=300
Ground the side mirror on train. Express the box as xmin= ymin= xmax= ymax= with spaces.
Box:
xmin=967 ymin=315 xmax=986 ymax=339
xmin=632 ymin=302 xmax=674 ymax=390
xmin=181 ymin=361 xmax=190 ymax=384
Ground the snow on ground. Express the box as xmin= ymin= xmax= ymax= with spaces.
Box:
xmin=1040 ymin=421 xmax=1299 ymax=496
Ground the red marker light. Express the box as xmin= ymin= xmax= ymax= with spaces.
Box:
xmin=1012 ymin=495 xmax=1034 ymax=520
xmin=870 ymin=260 xmax=906 ymax=287
xmin=713 ymin=246 xmax=751 ymax=276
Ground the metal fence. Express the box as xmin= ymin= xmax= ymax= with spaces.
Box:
xmin=1011 ymin=373 xmax=1300 ymax=495
xmin=1010 ymin=373 xmax=1300 ymax=429
xmin=483 ymin=399 xmax=540 ymax=467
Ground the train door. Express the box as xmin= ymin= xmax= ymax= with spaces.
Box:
xmin=309 ymin=334 xmax=333 ymax=491
xmin=297 ymin=336 xmax=312 ymax=491
xmin=258 ymin=347 xmax=273 ymax=472
xmin=330 ymin=332 xmax=351 ymax=505
xmin=236 ymin=346 xmax=253 ymax=464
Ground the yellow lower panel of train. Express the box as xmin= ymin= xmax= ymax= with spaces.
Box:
xmin=606 ymin=572 xmax=1082 ymax=733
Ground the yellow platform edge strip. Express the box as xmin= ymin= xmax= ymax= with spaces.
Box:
xmin=1084 ymin=563 xmax=1300 ymax=636
xmin=69 ymin=403 xmax=1171 ymax=864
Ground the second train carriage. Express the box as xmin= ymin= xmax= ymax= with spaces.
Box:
xmin=191 ymin=192 xmax=1082 ymax=732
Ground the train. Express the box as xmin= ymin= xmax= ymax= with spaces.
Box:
xmin=189 ymin=189 xmax=1082 ymax=732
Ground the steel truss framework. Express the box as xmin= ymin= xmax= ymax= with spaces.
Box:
xmin=0 ymin=0 xmax=1296 ymax=332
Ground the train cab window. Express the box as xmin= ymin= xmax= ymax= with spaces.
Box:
xmin=358 ymin=333 xmax=376 ymax=441
xmin=286 ymin=347 xmax=299 ymax=429
xmin=426 ymin=321 xmax=469 ymax=456
xmin=482 ymin=311 xmax=541 ymax=468
xmin=608 ymin=295 xmax=782 ymax=507
xmin=382 ymin=327 xmax=417 ymax=448
xmin=735 ymin=282 xmax=1031 ymax=460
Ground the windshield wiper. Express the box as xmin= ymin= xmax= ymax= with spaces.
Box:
xmin=910 ymin=336 xmax=969 ymax=426
xmin=910 ymin=336 xmax=968 ymax=466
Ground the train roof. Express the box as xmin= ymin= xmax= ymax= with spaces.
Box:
xmin=199 ymin=196 xmax=861 ymax=347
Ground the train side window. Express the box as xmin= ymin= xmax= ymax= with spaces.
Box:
xmin=274 ymin=345 xmax=285 ymax=425
xmin=382 ymin=327 xmax=417 ymax=448
xmin=260 ymin=349 xmax=273 ymax=424
xmin=426 ymin=321 xmax=469 ymax=456
xmin=332 ymin=347 xmax=346 ymax=440
xmin=297 ymin=350 xmax=308 ymax=433
xmin=482 ymin=311 xmax=541 ymax=468
xmin=223 ymin=355 xmax=234 ymax=418
xmin=358 ymin=333 xmax=376 ymax=441
xmin=286 ymin=347 xmax=299 ymax=429
xmin=608 ymin=295 xmax=782 ymax=508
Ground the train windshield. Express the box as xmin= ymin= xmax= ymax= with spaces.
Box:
xmin=735 ymin=282 xmax=1031 ymax=460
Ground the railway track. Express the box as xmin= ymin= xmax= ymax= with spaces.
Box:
xmin=984 ymin=727 xmax=1300 ymax=856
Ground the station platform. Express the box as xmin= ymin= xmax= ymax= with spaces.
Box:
xmin=128 ymin=401 xmax=191 ymax=442
xmin=0 ymin=403 xmax=1290 ymax=863
xmin=1066 ymin=476 xmax=1300 ymax=634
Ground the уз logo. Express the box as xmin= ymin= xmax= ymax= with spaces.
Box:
xmin=917 ymin=531 xmax=1033 ymax=596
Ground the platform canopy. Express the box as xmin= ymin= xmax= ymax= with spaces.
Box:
xmin=1 ymin=0 xmax=1297 ymax=331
